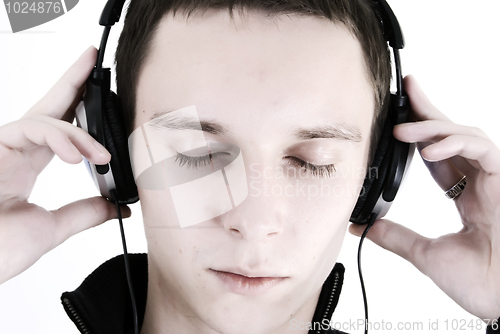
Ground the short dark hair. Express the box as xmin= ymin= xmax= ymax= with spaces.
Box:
xmin=115 ymin=0 xmax=391 ymax=166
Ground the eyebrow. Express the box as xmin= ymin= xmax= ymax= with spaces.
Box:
xmin=292 ymin=123 xmax=363 ymax=142
xmin=148 ymin=110 xmax=229 ymax=135
xmin=148 ymin=110 xmax=362 ymax=142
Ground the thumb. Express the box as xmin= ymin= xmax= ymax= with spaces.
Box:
xmin=349 ymin=219 xmax=431 ymax=272
xmin=50 ymin=196 xmax=131 ymax=247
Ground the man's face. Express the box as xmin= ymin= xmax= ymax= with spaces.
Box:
xmin=133 ymin=10 xmax=374 ymax=334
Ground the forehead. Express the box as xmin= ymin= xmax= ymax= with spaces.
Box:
xmin=135 ymin=9 xmax=374 ymax=137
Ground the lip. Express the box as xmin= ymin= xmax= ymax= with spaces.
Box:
xmin=209 ymin=269 xmax=288 ymax=296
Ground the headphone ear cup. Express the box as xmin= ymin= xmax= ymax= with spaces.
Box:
xmin=350 ymin=105 xmax=395 ymax=224
xmin=102 ymin=91 xmax=138 ymax=204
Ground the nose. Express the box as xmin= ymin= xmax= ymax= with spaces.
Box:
xmin=222 ymin=178 xmax=285 ymax=243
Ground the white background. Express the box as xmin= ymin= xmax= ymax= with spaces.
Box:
xmin=0 ymin=1 xmax=499 ymax=333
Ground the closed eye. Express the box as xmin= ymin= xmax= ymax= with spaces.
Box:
xmin=174 ymin=152 xmax=229 ymax=169
xmin=283 ymin=156 xmax=336 ymax=178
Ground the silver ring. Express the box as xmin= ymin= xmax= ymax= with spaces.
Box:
xmin=444 ymin=175 xmax=467 ymax=200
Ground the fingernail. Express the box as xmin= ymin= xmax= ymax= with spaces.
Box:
xmin=394 ymin=123 xmax=410 ymax=131
xmin=94 ymin=140 xmax=110 ymax=156
xmin=83 ymin=45 xmax=95 ymax=54
xmin=349 ymin=225 xmax=362 ymax=237
xmin=120 ymin=205 xmax=132 ymax=218
xmin=411 ymin=75 xmax=422 ymax=91
xmin=421 ymin=155 xmax=436 ymax=162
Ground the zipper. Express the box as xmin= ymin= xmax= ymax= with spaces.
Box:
xmin=315 ymin=271 xmax=340 ymax=334
xmin=62 ymin=297 xmax=92 ymax=334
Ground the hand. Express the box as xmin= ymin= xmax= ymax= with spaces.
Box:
xmin=349 ymin=75 xmax=500 ymax=321
xmin=0 ymin=46 xmax=131 ymax=285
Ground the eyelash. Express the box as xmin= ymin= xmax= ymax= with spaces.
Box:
xmin=174 ymin=152 xmax=225 ymax=169
xmin=284 ymin=156 xmax=336 ymax=178
xmin=175 ymin=153 xmax=336 ymax=178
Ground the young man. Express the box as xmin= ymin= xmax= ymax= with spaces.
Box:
xmin=0 ymin=1 xmax=499 ymax=333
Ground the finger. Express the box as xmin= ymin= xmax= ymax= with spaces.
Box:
xmin=394 ymin=120 xmax=491 ymax=144
xmin=394 ymin=120 xmax=485 ymax=186
xmin=30 ymin=114 xmax=111 ymax=164
xmin=40 ymin=115 xmax=111 ymax=164
xmin=61 ymin=84 xmax=86 ymax=123
xmin=349 ymin=219 xmax=431 ymax=275
xmin=404 ymin=75 xmax=451 ymax=122
xmin=50 ymin=196 xmax=132 ymax=248
xmin=0 ymin=120 xmax=82 ymax=164
xmin=0 ymin=116 xmax=110 ymax=165
xmin=422 ymin=134 xmax=500 ymax=175
xmin=24 ymin=46 xmax=97 ymax=119
xmin=414 ymin=140 xmax=468 ymax=192
xmin=401 ymin=75 xmax=479 ymax=189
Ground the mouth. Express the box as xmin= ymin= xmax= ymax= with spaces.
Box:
xmin=209 ymin=269 xmax=288 ymax=296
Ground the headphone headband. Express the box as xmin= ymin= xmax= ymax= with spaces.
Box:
xmin=374 ymin=0 xmax=405 ymax=49
xmin=99 ymin=0 xmax=126 ymax=26
xmin=79 ymin=0 xmax=415 ymax=220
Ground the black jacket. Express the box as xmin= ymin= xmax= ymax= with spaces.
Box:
xmin=61 ymin=254 xmax=499 ymax=334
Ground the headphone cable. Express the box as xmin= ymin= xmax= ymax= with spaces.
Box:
xmin=357 ymin=213 xmax=377 ymax=334
xmin=110 ymin=189 xmax=139 ymax=334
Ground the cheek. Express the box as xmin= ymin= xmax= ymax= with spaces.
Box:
xmin=140 ymin=188 xmax=179 ymax=227
xmin=140 ymin=189 xmax=203 ymax=279
xmin=145 ymin=222 xmax=213 ymax=296
xmin=276 ymin=158 xmax=366 ymax=267
xmin=278 ymin=160 xmax=366 ymax=222
xmin=287 ymin=183 xmax=354 ymax=253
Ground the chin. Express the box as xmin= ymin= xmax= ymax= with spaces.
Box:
xmin=201 ymin=309 xmax=287 ymax=334
xmin=188 ymin=286 xmax=293 ymax=334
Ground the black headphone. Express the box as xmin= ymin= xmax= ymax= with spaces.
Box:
xmin=75 ymin=0 xmax=415 ymax=224
xmin=349 ymin=1 xmax=415 ymax=224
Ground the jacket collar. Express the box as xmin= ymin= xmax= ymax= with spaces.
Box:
xmin=61 ymin=253 xmax=345 ymax=334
